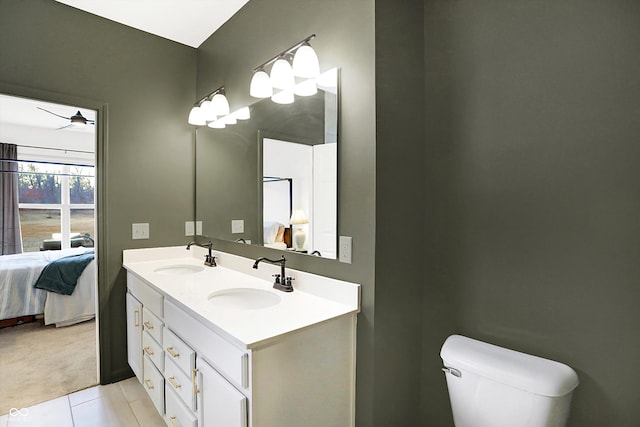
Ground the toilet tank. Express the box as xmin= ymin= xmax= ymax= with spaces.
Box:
xmin=440 ymin=335 xmax=579 ymax=427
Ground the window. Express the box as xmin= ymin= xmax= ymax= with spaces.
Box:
xmin=18 ymin=161 xmax=95 ymax=252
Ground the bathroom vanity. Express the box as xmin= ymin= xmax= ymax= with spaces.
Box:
xmin=123 ymin=246 xmax=360 ymax=427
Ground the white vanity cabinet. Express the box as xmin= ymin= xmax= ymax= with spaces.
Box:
xmin=123 ymin=247 xmax=359 ymax=427
xmin=126 ymin=273 xmax=166 ymax=415
xmin=126 ymin=292 xmax=142 ymax=381
xmin=198 ymin=357 xmax=247 ymax=427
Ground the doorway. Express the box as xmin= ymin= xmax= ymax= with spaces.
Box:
xmin=0 ymin=93 xmax=100 ymax=412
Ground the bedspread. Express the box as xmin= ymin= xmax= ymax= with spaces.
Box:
xmin=0 ymin=248 xmax=95 ymax=325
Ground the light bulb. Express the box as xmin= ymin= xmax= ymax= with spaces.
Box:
xmin=208 ymin=118 xmax=226 ymax=129
xmin=294 ymin=78 xmax=317 ymax=97
xmin=250 ymin=69 xmax=272 ymax=98
xmin=188 ymin=106 xmax=206 ymax=126
xmin=223 ymin=114 xmax=237 ymax=125
xmin=200 ymin=99 xmax=217 ymax=121
xmin=234 ymin=106 xmax=250 ymax=120
xmin=211 ymin=93 xmax=230 ymax=117
xmin=271 ymin=90 xmax=294 ymax=105
xmin=270 ymin=58 xmax=295 ymax=91
xmin=292 ymin=44 xmax=320 ymax=78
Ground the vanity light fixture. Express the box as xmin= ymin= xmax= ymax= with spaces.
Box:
xmin=249 ymin=34 xmax=320 ymax=100
xmin=188 ymin=87 xmax=250 ymax=127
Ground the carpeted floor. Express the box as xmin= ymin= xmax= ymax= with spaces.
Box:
xmin=0 ymin=318 xmax=97 ymax=415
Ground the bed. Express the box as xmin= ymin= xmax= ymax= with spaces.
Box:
xmin=0 ymin=248 xmax=96 ymax=327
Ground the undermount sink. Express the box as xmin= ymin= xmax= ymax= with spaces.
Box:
xmin=154 ymin=265 xmax=205 ymax=275
xmin=208 ymin=288 xmax=282 ymax=310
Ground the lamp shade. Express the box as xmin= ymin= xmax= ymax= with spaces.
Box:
xmin=270 ymin=57 xmax=295 ymax=91
xmin=188 ymin=106 xmax=206 ymax=126
xmin=250 ymin=69 xmax=272 ymax=98
xmin=271 ymin=90 xmax=294 ymax=105
xmin=292 ymin=44 xmax=320 ymax=78
xmin=289 ymin=209 xmax=308 ymax=225
xmin=211 ymin=93 xmax=230 ymax=117
xmin=294 ymin=78 xmax=317 ymax=97
xmin=234 ymin=106 xmax=251 ymax=120
xmin=207 ymin=118 xmax=226 ymax=129
xmin=200 ymin=99 xmax=217 ymax=121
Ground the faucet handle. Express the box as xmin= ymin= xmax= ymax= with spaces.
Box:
xmin=272 ymin=273 xmax=281 ymax=284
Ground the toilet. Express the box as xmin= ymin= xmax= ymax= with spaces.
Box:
xmin=440 ymin=335 xmax=579 ymax=427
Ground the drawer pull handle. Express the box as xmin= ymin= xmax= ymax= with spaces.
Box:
xmin=169 ymin=416 xmax=182 ymax=427
xmin=167 ymin=347 xmax=180 ymax=358
xmin=134 ymin=309 xmax=140 ymax=328
xmin=144 ymin=379 xmax=154 ymax=390
xmin=143 ymin=346 xmax=154 ymax=356
xmin=168 ymin=376 xmax=181 ymax=389
xmin=191 ymin=368 xmax=199 ymax=396
xmin=143 ymin=321 xmax=154 ymax=330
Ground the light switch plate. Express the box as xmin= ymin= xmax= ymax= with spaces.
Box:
xmin=231 ymin=219 xmax=244 ymax=234
xmin=185 ymin=221 xmax=195 ymax=236
xmin=339 ymin=236 xmax=352 ymax=264
xmin=132 ymin=223 xmax=149 ymax=240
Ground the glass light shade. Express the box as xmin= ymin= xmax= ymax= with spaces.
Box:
xmin=211 ymin=93 xmax=230 ymax=117
xmin=223 ymin=114 xmax=237 ymax=125
xmin=294 ymin=78 xmax=317 ymax=97
xmin=234 ymin=106 xmax=250 ymax=120
xmin=207 ymin=118 xmax=226 ymax=129
xmin=270 ymin=58 xmax=295 ymax=91
xmin=292 ymin=44 xmax=320 ymax=78
xmin=200 ymin=100 xmax=217 ymax=121
xmin=188 ymin=106 xmax=206 ymax=126
xmin=250 ymin=69 xmax=272 ymax=98
xmin=289 ymin=209 xmax=308 ymax=225
xmin=271 ymin=90 xmax=294 ymax=105
xmin=316 ymin=67 xmax=338 ymax=90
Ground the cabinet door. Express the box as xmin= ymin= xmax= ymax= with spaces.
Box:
xmin=126 ymin=292 xmax=143 ymax=381
xmin=197 ymin=357 xmax=247 ymax=427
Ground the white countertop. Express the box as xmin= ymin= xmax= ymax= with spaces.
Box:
xmin=123 ymin=246 xmax=360 ymax=350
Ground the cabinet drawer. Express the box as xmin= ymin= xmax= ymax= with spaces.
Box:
xmin=166 ymin=385 xmax=197 ymax=427
xmin=143 ymin=307 xmax=163 ymax=344
xmin=165 ymin=356 xmax=196 ymax=411
xmin=143 ymin=355 xmax=164 ymax=415
xmin=127 ymin=272 xmax=163 ymax=316
xmin=163 ymin=327 xmax=196 ymax=377
xmin=165 ymin=300 xmax=249 ymax=390
xmin=142 ymin=331 xmax=164 ymax=372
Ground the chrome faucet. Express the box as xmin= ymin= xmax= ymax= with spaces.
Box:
xmin=252 ymin=255 xmax=293 ymax=292
xmin=186 ymin=240 xmax=217 ymax=267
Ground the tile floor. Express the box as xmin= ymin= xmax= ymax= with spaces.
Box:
xmin=0 ymin=377 xmax=165 ymax=427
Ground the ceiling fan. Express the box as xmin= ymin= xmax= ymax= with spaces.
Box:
xmin=37 ymin=106 xmax=95 ymax=129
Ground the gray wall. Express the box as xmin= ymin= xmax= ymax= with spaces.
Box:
xmin=0 ymin=0 xmax=197 ymax=383
xmin=195 ymin=0 xmax=378 ymax=425
xmin=424 ymin=0 xmax=640 ymax=425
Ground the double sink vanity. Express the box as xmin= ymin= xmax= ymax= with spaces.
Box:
xmin=123 ymin=245 xmax=360 ymax=427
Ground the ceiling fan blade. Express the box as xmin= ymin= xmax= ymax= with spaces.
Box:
xmin=56 ymin=124 xmax=74 ymax=130
xmin=37 ymin=106 xmax=70 ymax=120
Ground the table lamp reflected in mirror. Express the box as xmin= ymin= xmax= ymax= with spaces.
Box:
xmin=289 ymin=209 xmax=309 ymax=252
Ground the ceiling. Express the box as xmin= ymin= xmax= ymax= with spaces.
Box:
xmin=54 ymin=0 xmax=251 ymax=48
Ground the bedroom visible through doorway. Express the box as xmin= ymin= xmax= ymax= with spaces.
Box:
xmin=0 ymin=93 xmax=99 ymax=412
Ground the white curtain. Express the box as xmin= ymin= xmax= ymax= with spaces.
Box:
xmin=1 ymin=143 xmax=23 ymax=255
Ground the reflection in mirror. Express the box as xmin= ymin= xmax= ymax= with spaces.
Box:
xmin=195 ymin=68 xmax=338 ymax=259
xmin=262 ymin=137 xmax=336 ymax=258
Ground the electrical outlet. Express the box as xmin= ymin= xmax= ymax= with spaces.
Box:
xmin=196 ymin=221 xmax=202 ymax=235
xmin=339 ymin=236 xmax=352 ymax=264
xmin=231 ymin=219 xmax=244 ymax=234
xmin=185 ymin=221 xmax=195 ymax=236
xmin=132 ymin=223 xmax=149 ymax=240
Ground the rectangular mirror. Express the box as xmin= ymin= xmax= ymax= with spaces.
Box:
xmin=195 ymin=68 xmax=338 ymax=259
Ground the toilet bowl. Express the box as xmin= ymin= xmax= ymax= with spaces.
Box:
xmin=441 ymin=335 xmax=579 ymax=427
